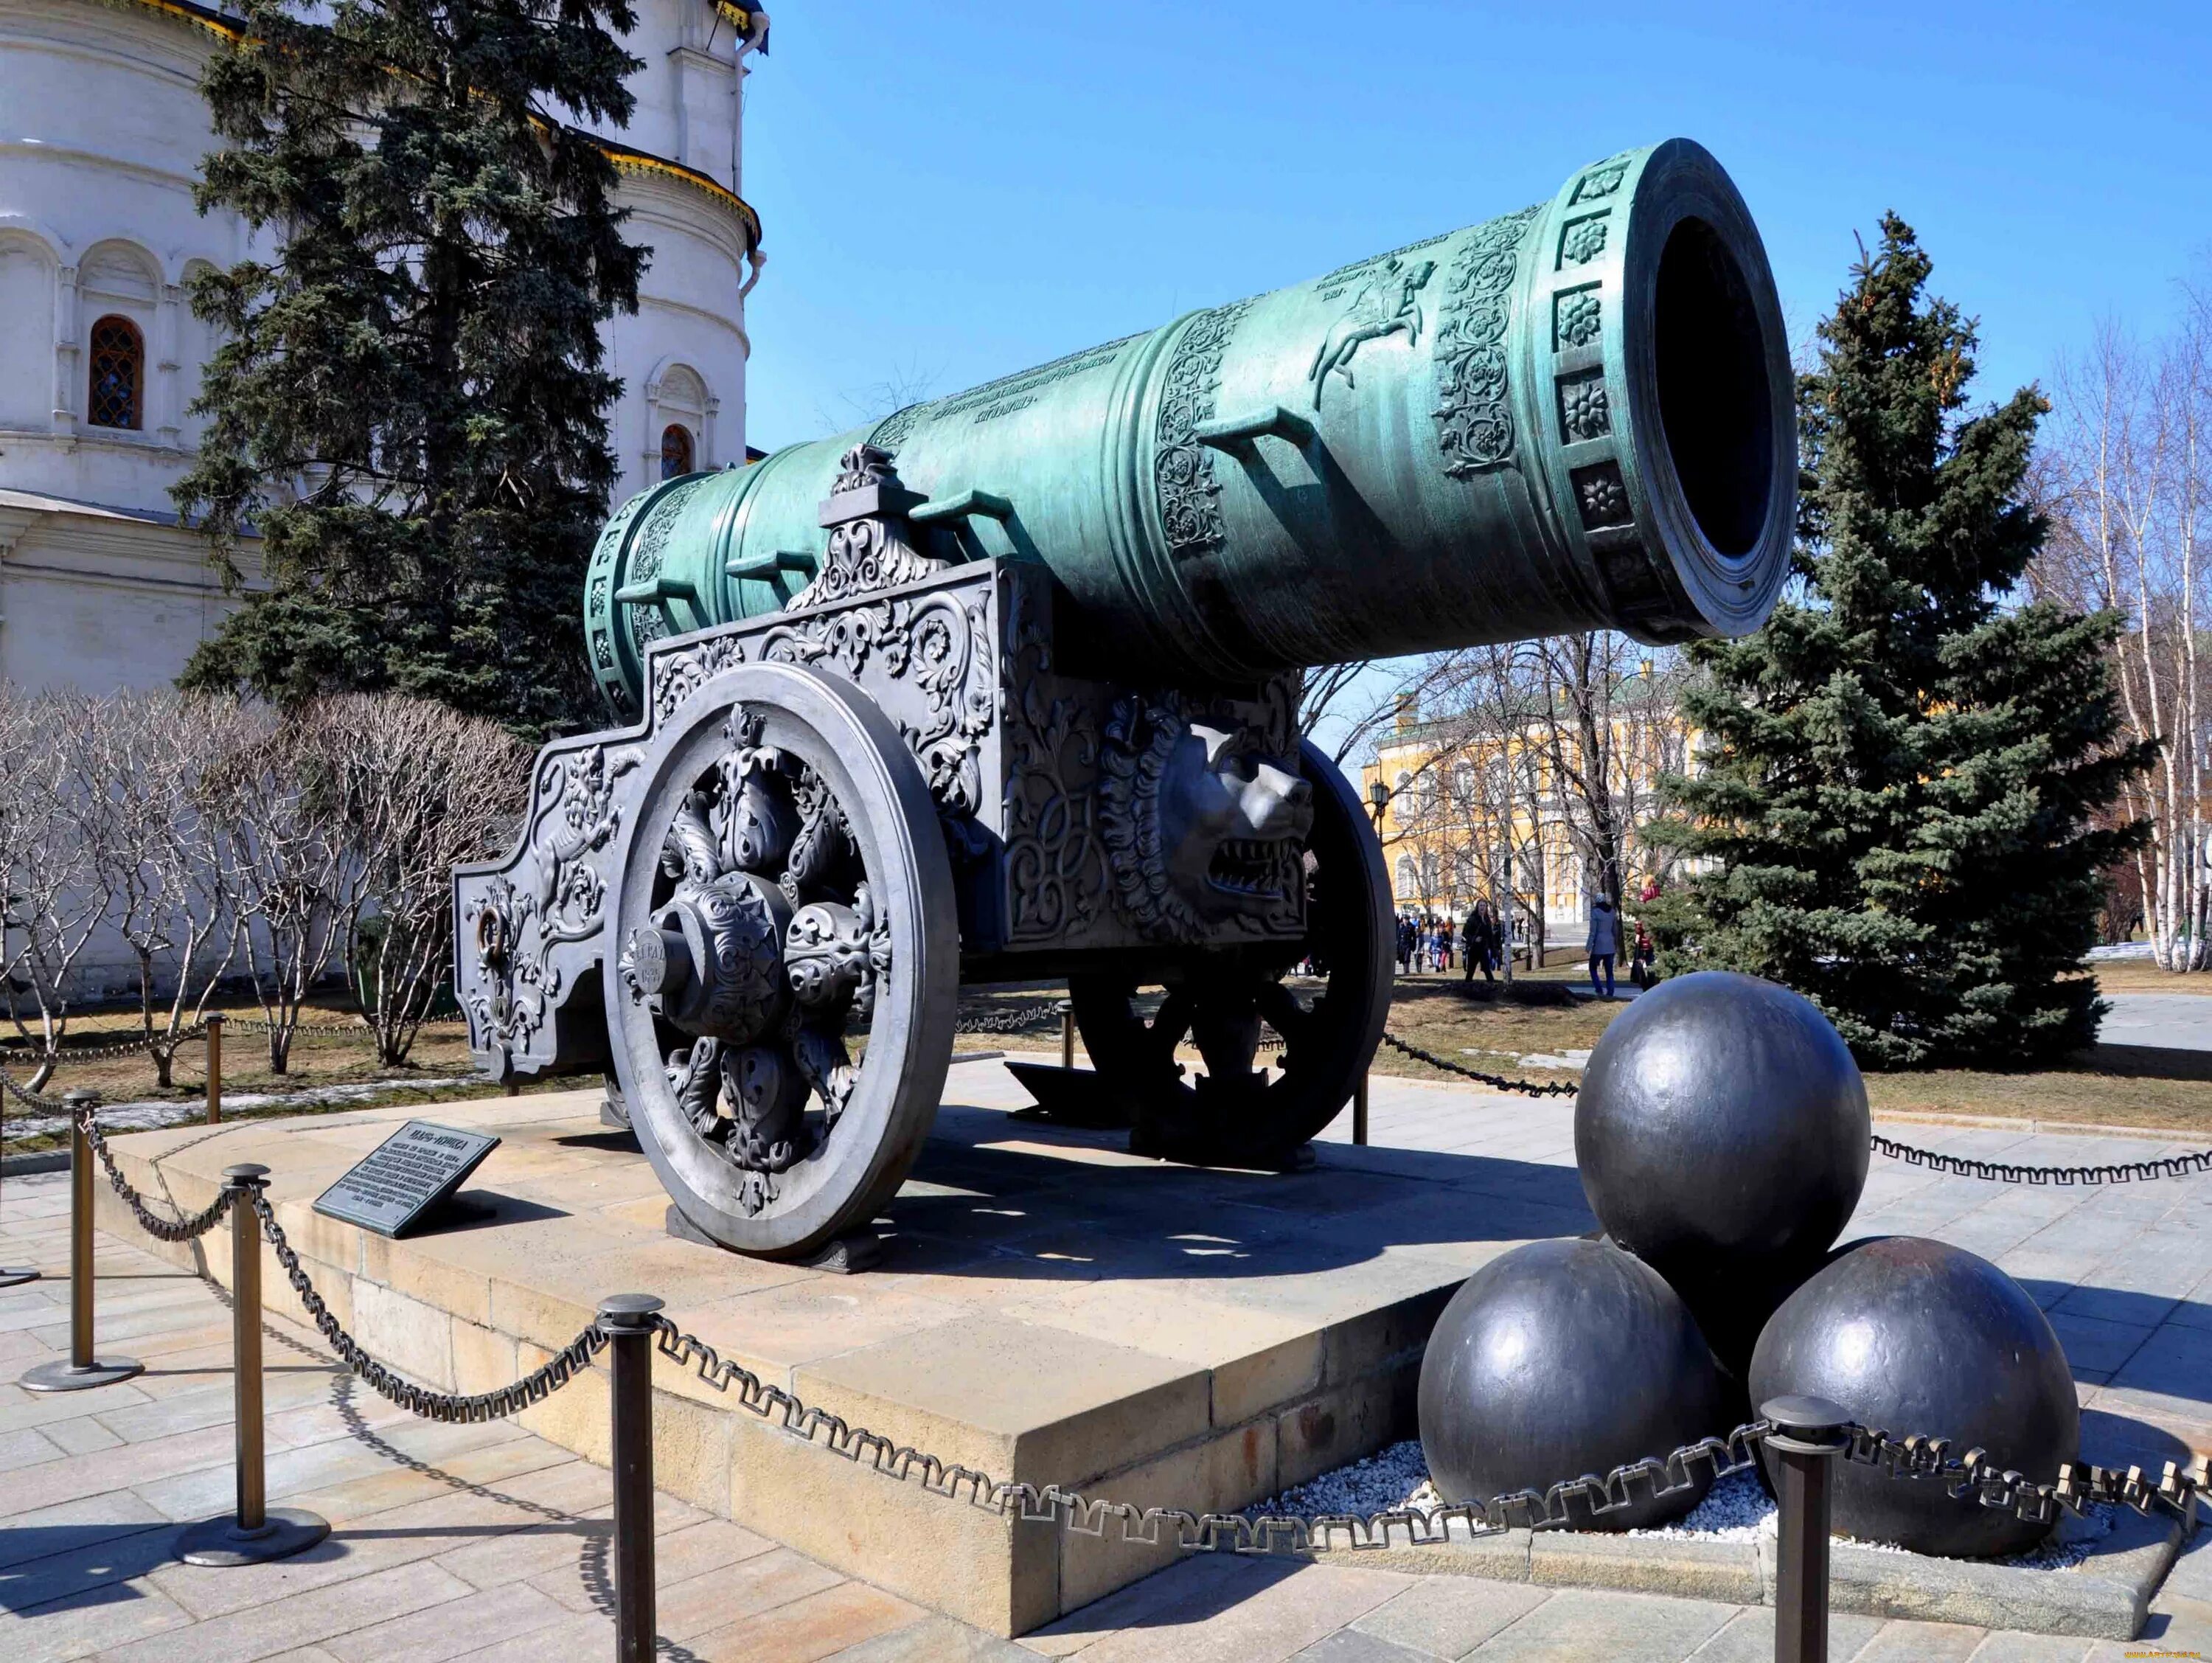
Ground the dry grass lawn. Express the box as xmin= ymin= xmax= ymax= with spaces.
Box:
xmin=4 ymin=967 xmax=2207 ymax=1155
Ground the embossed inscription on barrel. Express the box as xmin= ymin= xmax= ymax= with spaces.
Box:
xmin=1154 ymin=299 xmax=1256 ymax=561
xmin=1308 ymin=256 xmax=1437 ymax=405
xmin=1433 ymin=206 xmax=1542 ymax=477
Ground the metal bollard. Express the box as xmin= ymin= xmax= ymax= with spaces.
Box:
xmin=1352 ymin=1074 xmax=1369 ymax=1146
xmin=601 ymin=1293 xmax=665 ymax=1663
xmin=204 ymin=1013 xmax=223 ymax=1126
xmin=1764 ymin=1394 xmax=1850 ymax=1663
xmin=1058 ymin=999 xmax=1075 ymax=1070
xmin=179 ymin=1164 xmax=330 ymax=1565
xmin=20 ymin=1091 xmax=143 ymax=1392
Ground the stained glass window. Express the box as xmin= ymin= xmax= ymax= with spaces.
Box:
xmin=86 ymin=315 xmax=143 ymax=431
xmin=660 ymin=424 xmax=694 ymax=479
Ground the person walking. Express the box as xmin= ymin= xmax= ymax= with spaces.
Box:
xmin=1463 ymin=898 xmax=1500 ymax=985
xmin=1439 ymin=916 xmax=1455 ymax=973
xmin=1630 ymin=881 xmax=1658 ymax=991
xmin=1586 ymin=893 xmax=1619 ymax=999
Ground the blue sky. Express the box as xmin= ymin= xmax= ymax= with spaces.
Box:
xmin=736 ymin=1 xmax=2211 ymax=453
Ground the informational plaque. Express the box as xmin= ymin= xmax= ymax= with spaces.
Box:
xmin=312 ymin=1121 xmax=501 ymax=1238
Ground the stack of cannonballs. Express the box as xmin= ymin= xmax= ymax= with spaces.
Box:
xmin=1416 ymin=971 xmax=2078 ymax=1555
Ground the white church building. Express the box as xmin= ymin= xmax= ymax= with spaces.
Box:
xmin=0 ymin=0 xmax=766 ymax=694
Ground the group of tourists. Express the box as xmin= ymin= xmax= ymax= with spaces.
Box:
xmin=1392 ymin=884 xmax=1662 ymax=1001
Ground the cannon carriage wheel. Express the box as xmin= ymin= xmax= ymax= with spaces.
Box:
xmin=604 ymin=662 xmax=958 ymax=1259
xmin=1066 ymin=740 xmax=1393 ymax=1167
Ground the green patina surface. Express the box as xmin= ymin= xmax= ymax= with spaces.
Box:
xmin=582 ymin=139 xmax=1795 ymax=716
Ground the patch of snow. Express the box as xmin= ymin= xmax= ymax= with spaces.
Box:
xmin=1 ymin=1077 xmax=484 ymax=1144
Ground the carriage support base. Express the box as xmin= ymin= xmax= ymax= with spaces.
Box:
xmin=663 ymin=1204 xmax=886 ymax=1274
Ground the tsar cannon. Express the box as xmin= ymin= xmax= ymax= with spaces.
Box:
xmin=454 ymin=139 xmax=1795 ymax=1259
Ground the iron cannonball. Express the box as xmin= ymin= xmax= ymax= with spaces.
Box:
xmin=1748 ymin=1235 xmax=2079 ymax=1558
xmin=1417 ymin=1237 xmax=1730 ymax=1531
xmin=1574 ymin=971 xmax=1870 ymax=1375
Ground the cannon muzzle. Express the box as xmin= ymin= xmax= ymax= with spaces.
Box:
xmin=586 ymin=138 xmax=1792 ymax=706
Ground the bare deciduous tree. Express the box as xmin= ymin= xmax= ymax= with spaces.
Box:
xmin=204 ymin=706 xmax=357 ymax=1074
xmin=322 ymin=695 xmax=527 ymax=1065
xmin=2 ymin=692 xmax=114 ymax=1090
xmin=71 ymin=692 xmax=242 ymax=1086
xmin=2043 ymin=297 xmax=2209 ymax=971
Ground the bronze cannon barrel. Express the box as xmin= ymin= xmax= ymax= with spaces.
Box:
xmin=585 ymin=138 xmax=1792 ymax=710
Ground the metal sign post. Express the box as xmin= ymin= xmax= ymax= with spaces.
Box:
xmin=178 ymin=1164 xmax=330 ymax=1565
xmin=20 ymin=1091 xmax=142 ymax=1392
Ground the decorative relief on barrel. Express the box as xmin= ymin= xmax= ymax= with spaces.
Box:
xmin=1573 ymin=462 xmax=1632 ymax=530
xmin=1154 ymin=298 xmax=1256 ymax=560
xmin=1307 ymin=256 xmax=1436 ymax=406
xmin=1554 ymin=288 xmax=1602 ymax=350
xmin=1570 ymin=154 xmax=1633 ymax=203
xmin=1559 ymin=373 xmax=1612 ymax=445
xmin=625 ymin=477 xmax=705 ymax=655
xmin=1432 ymin=206 xmax=1543 ymax=478
xmin=1559 ymin=217 xmax=1610 ymax=268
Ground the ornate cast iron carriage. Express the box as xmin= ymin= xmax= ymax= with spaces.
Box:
xmin=454 ymin=140 xmax=1795 ymax=1260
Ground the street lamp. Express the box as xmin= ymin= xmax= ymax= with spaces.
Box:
xmin=1368 ymin=777 xmax=1389 ymax=827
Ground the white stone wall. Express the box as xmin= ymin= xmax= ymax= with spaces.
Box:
xmin=0 ymin=0 xmax=763 ymax=692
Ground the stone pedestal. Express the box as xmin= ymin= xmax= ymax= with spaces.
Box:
xmin=94 ymin=1064 xmax=1594 ymax=1635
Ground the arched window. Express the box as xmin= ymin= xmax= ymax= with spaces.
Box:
xmin=660 ymin=424 xmax=695 ymax=479
xmin=87 ymin=315 xmax=142 ymax=431
xmin=1394 ymin=855 xmax=1417 ymax=900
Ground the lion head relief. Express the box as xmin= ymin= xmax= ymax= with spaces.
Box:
xmin=1098 ymin=695 xmax=1312 ymax=944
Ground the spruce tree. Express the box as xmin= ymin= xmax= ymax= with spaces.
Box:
xmin=1652 ymin=215 xmax=2151 ymax=1068
xmin=174 ymin=0 xmax=647 ymax=741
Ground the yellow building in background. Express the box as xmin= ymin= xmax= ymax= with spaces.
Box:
xmin=1360 ymin=663 xmax=1694 ymax=956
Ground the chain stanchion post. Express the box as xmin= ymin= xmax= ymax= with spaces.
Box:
xmin=179 ymin=1164 xmax=330 ymax=1565
xmin=1765 ymin=1395 xmax=1848 ymax=1663
xmin=601 ymin=1294 xmax=664 ymax=1663
xmin=21 ymin=1091 xmax=143 ymax=1392
xmin=1058 ymin=999 xmax=1075 ymax=1069
xmin=1352 ymin=1074 xmax=1368 ymax=1146
xmin=204 ymin=1013 xmax=223 ymax=1126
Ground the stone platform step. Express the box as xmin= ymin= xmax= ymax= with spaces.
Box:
xmin=92 ymin=1066 xmax=1595 ymax=1636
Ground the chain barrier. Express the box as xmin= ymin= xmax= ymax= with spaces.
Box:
xmin=73 ymin=1100 xmax=240 ymax=1243
xmin=0 ymin=1063 xmax=69 ymax=1111
xmin=1376 ymin=1031 xmax=2212 ymax=1176
xmin=1845 ymin=1425 xmax=2208 ymax=1531
xmin=1377 ymin=1030 xmax=1577 ymax=1097
xmin=1871 ymin=1131 xmax=2212 ymax=1187
xmin=647 ymin=1313 xmax=2208 ymax=1549
xmin=248 ymin=1190 xmax=606 ymax=1422
xmin=0 ymin=1024 xmax=209 ymax=1063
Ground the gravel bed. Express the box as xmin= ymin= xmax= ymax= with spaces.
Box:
xmin=1261 ymin=1444 xmax=2111 ymax=1571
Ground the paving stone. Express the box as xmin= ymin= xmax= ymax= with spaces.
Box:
xmin=99 ymin=1558 xmax=477 ymax=1663
xmin=1843 ymin=1619 xmax=1986 ymax=1661
xmin=1960 ymin=1633 xmax=2096 ymax=1660
xmin=1461 ymin=1589 xmax=1734 ymax=1661
xmin=1057 ymin=1562 xmax=1413 ymax=1663
xmin=0 ymin=1574 xmax=198 ymax=1663
xmin=822 ymin=1612 xmax=1035 ymax=1660
xmin=1349 ymin=1579 xmax=1552 ymax=1659
xmin=686 ymin=1580 xmax=930 ymax=1663
xmin=1686 ymin=1608 xmax=1883 ymax=1660
xmin=0 ymin=1423 xmax=64 ymax=1472
xmin=324 ymin=1579 xmax=573 ymax=1663
xmin=1290 ymin=1625 xmax=1449 ymax=1662
xmin=1014 ymin=1553 xmax=1280 ymax=1657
